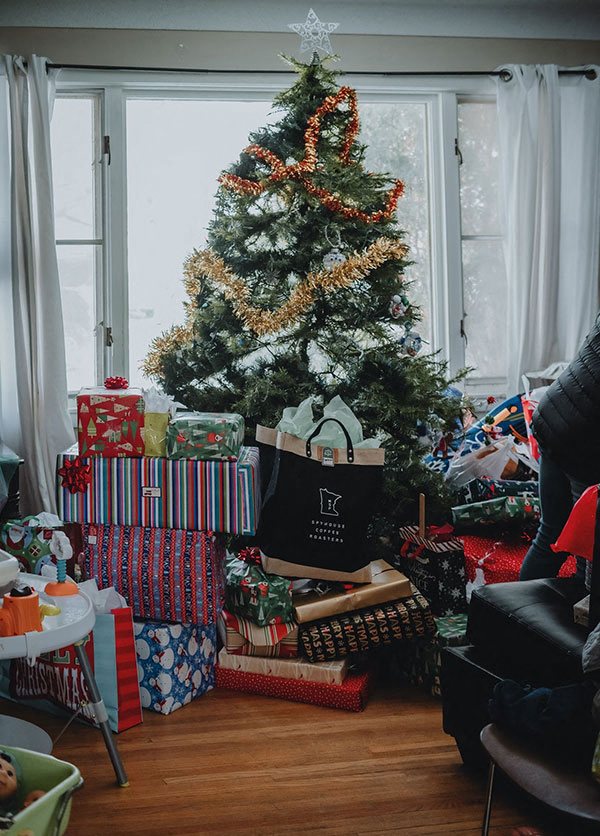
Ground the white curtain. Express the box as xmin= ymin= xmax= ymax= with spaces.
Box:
xmin=2 ymin=55 xmax=74 ymax=514
xmin=496 ymin=65 xmax=600 ymax=392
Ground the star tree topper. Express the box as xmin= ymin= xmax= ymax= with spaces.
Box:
xmin=288 ymin=8 xmax=339 ymax=55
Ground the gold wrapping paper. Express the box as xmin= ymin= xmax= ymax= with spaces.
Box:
xmin=261 ymin=554 xmax=373 ymax=584
xmin=293 ymin=560 xmax=412 ymax=624
xmin=217 ymin=648 xmax=348 ymax=684
xmin=144 ymin=412 xmax=169 ymax=457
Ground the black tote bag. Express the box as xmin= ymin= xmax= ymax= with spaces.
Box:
xmin=256 ymin=418 xmax=385 ymax=576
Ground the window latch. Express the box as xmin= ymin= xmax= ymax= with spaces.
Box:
xmin=454 ymin=138 xmax=463 ymax=166
xmin=104 ymin=325 xmax=113 ymax=347
xmin=460 ymin=316 xmax=468 ymax=346
xmin=103 ymin=135 xmax=111 ymax=166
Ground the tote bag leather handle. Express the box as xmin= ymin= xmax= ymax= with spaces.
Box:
xmin=305 ymin=418 xmax=354 ymax=463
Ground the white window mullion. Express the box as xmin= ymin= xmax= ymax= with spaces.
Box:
xmin=439 ymin=93 xmax=466 ymax=374
xmin=104 ymin=85 xmax=129 ymax=379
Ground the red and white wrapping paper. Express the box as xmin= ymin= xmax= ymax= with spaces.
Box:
xmin=215 ymin=666 xmax=371 ymax=712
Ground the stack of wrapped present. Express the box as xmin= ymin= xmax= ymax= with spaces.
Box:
xmin=56 ymin=378 xmax=260 ymax=715
xmin=393 ymin=521 xmax=471 ymax=697
xmin=216 ymin=547 xmax=436 ymax=711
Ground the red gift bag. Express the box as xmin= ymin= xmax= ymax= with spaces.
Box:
xmin=0 ymin=607 xmax=142 ymax=733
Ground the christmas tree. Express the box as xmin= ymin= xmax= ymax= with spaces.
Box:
xmin=143 ymin=56 xmax=464 ymax=544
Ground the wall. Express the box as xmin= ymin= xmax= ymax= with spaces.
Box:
xmin=0 ymin=29 xmax=599 ymax=73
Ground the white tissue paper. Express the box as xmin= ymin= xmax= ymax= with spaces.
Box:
xmin=78 ymin=578 xmax=127 ymax=614
xmin=142 ymin=386 xmax=177 ymax=416
xmin=276 ymin=395 xmax=380 ymax=449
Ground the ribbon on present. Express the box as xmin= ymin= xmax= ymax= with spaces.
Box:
xmin=104 ymin=375 xmax=129 ymax=389
xmin=238 ymin=546 xmax=262 ymax=566
xmin=426 ymin=523 xmax=455 ymax=542
xmin=57 ymin=456 xmax=92 ymax=494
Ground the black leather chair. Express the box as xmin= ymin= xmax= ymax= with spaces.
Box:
xmin=442 ymin=486 xmax=600 ymax=767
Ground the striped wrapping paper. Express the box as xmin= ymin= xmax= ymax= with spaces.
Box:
xmin=57 ymin=444 xmax=260 ymax=534
xmin=83 ymin=524 xmax=225 ymax=624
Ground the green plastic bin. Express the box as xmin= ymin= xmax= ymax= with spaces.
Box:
xmin=1 ymin=746 xmax=82 ymax=836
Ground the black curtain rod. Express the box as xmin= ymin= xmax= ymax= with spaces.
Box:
xmin=46 ymin=63 xmax=598 ymax=82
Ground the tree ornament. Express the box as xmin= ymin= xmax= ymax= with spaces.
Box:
xmin=323 ymin=226 xmax=346 ymax=269
xmin=399 ymin=330 xmax=423 ymax=357
xmin=389 ymin=293 xmax=410 ymax=320
xmin=288 ymin=9 xmax=339 ymax=55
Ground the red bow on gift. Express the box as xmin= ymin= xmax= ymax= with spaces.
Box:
xmin=238 ymin=546 xmax=262 ymax=566
xmin=104 ymin=375 xmax=129 ymax=389
xmin=58 ymin=456 xmax=92 ymax=494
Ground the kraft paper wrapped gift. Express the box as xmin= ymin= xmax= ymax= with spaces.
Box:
xmin=217 ymin=648 xmax=348 ymax=685
xmin=77 ymin=386 xmax=145 ymax=457
xmin=84 ymin=524 xmax=225 ymax=624
xmin=396 ymin=525 xmax=467 ymax=616
xmin=215 ymin=665 xmax=371 ymax=712
xmin=166 ymin=412 xmax=245 ymax=461
xmin=57 ymin=445 xmax=260 ymax=535
xmin=218 ymin=609 xmax=298 ymax=658
xmin=261 ymin=554 xmax=373 ymax=584
xmin=299 ymin=589 xmax=436 ymax=663
xmin=134 ymin=620 xmax=216 ymax=715
xmin=293 ymin=560 xmax=411 ymax=624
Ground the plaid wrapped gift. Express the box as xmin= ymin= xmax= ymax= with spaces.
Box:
xmin=396 ymin=525 xmax=467 ymax=615
xmin=403 ymin=613 xmax=469 ymax=697
xmin=218 ymin=609 xmax=298 ymax=658
xmin=215 ymin=665 xmax=371 ymax=712
xmin=298 ymin=589 xmax=436 ymax=663
xmin=134 ymin=620 xmax=216 ymax=715
xmin=167 ymin=413 xmax=245 ymax=461
xmin=456 ymin=478 xmax=539 ymax=506
xmin=84 ymin=524 xmax=225 ymax=624
xmin=57 ymin=445 xmax=260 ymax=535
xmin=452 ymin=495 xmax=541 ymax=530
xmin=226 ymin=553 xmax=293 ymax=627
xmin=77 ymin=387 xmax=145 ymax=457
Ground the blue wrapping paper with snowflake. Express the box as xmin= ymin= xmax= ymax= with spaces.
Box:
xmin=396 ymin=526 xmax=467 ymax=616
xmin=134 ymin=620 xmax=216 ymax=715
xmin=424 ymin=393 xmax=527 ymax=476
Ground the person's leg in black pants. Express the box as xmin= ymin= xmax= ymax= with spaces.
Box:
xmin=520 ymin=452 xmax=587 ymax=580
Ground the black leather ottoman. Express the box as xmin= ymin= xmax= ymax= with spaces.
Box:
xmin=467 ymin=578 xmax=588 ymax=686
xmin=441 ymin=645 xmax=507 ymax=767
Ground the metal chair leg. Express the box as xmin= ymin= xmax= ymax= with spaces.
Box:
xmin=481 ymin=761 xmax=496 ymax=836
xmin=74 ymin=641 xmax=129 ymax=787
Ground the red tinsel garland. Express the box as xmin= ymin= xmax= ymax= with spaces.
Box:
xmin=219 ymin=85 xmax=404 ymax=224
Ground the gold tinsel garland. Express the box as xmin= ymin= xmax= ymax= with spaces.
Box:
xmin=142 ymin=237 xmax=408 ymax=377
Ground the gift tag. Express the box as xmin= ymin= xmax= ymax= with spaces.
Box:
xmin=142 ymin=486 xmax=162 ymax=498
xmin=322 ymin=447 xmax=335 ymax=467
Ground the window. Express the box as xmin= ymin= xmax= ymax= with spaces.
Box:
xmin=51 ymin=94 xmax=103 ymax=394
xmin=458 ymin=99 xmax=506 ymax=386
xmin=51 ymin=72 xmax=506 ymax=395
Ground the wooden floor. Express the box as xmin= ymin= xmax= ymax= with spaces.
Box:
xmin=6 ymin=682 xmax=564 ymax=835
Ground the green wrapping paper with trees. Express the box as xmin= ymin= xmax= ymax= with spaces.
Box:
xmin=166 ymin=412 xmax=245 ymax=461
xmin=451 ymin=495 xmax=541 ymax=530
xmin=225 ymin=551 xmax=294 ymax=626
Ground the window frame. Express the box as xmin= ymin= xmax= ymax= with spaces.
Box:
xmin=54 ymin=69 xmax=500 ymax=395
